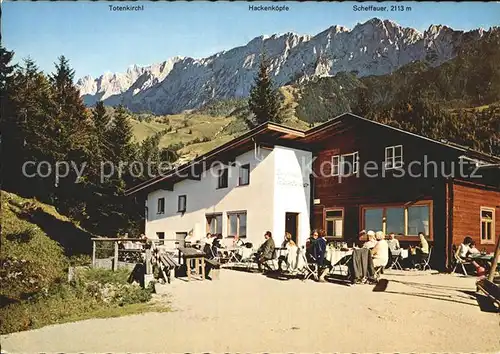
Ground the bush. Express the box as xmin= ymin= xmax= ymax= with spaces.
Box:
xmin=0 ymin=268 xmax=154 ymax=334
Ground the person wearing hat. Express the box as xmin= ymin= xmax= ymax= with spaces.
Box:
xmin=363 ymin=230 xmax=377 ymax=249
xmin=371 ymin=231 xmax=389 ymax=268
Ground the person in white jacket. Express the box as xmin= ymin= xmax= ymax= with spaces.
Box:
xmin=371 ymin=231 xmax=389 ymax=268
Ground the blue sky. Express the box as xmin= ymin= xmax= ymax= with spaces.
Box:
xmin=3 ymin=1 xmax=499 ymax=79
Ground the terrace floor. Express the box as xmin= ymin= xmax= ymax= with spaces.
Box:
xmin=2 ymin=269 xmax=499 ymax=353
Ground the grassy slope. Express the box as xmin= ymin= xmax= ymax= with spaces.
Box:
xmin=131 ymin=89 xmax=312 ymax=162
xmin=0 ymin=191 xmax=168 ymax=334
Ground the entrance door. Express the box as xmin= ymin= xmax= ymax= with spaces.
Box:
xmin=285 ymin=212 xmax=299 ymax=244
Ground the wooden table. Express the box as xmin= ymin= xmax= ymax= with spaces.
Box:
xmin=178 ymin=247 xmax=206 ymax=281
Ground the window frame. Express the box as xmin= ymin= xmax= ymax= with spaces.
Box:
xmin=360 ymin=201 xmax=433 ymax=240
xmin=324 ymin=208 xmax=344 ymax=239
xmin=238 ymin=164 xmax=250 ymax=186
xmin=385 ymin=145 xmax=404 ymax=170
xmin=217 ymin=167 xmax=229 ymax=189
xmin=157 ymin=197 xmax=165 ymax=214
xmin=340 ymin=151 xmax=359 ymax=176
xmin=227 ymin=211 xmax=247 ymax=238
xmin=331 ymin=155 xmax=340 ymax=176
xmin=206 ymin=213 xmax=223 ymax=235
xmin=480 ymin=207 xmax=495 ymax=245
xmin=177 ymin=195 xmax=187 ymax=213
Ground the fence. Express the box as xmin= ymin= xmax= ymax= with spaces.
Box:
xmin=91 ymin=238 xmax=153 ymax=271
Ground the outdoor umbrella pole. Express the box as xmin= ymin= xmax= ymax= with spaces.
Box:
xmin=487 ymin=235 xmax=500 ymax=282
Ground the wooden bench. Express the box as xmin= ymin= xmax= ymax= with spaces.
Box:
xmin=159 ymin=253 xmax=180 ymax=283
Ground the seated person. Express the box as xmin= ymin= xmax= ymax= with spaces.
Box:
xmin=211 ymin=234 xmax=223 ymax=257
xmin=255 ymin=231 xmax=276 ymax=272
xmin=409 ymin=232 xmax=429 ymax=268
xmin=306 ymin=230 xmax=319 ymax=262
xmin=354 ymin=229 xmax=367 ymax=248
xmin=387 ymin=232 xmax=400 ymax=251
xmin=233 ymin=235 xmax=245 ymax=247
xmin=457 ymin=236 xmax=474 ymax=258
xmin=363 ymin=230 xmax=377 ymax=249
xmin=278 ymin=232 xmax=296 ymax=271
xmin=371 ymin=231 xmax=389 ymax=269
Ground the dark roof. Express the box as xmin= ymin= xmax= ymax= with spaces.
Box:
xmin=125 ymin=121 xmax=304 ymax=195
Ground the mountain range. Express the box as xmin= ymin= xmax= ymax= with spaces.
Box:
xmin=77 ymin=18 xmax=488 ymax=115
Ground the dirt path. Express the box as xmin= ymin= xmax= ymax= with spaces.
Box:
xmin=2 ymin=270 xmax=499 ymax=353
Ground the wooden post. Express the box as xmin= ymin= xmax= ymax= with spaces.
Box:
xmin=187 ymin=257 xmax=192 ymax=282
xmin=92 ymin=240 xmax=96 ymax=268
xmin=145 ymin=248 xmax=152 ymax=275
xmin=487 ymin=235 xmax=500 ymax=282
xmin=113 ymin=241 xmax=119 ymax=271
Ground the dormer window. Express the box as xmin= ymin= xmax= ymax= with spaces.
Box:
xmin=385 ymin=145 xmax=403 ymax=169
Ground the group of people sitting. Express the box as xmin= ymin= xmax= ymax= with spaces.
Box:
xmin=358 ymin=230 xmax=431 ymax=270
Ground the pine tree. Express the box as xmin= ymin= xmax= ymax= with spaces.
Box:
xmin=247 ymin=53 xmax=282 ymax=128
xmin=107 ymin=105 xmax=135 ymax=164
xmin=0 ymin=47 xmax=19 ymax=191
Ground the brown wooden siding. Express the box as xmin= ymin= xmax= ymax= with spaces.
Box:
xmin=452 ymin=181 xmax=500 ymax=254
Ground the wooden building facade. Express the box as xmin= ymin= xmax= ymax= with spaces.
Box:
xmin=303 ymin=113 xmax=500 ymax=270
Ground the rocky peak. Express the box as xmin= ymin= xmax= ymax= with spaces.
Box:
xmin=77 ymin=19 xmax=490 ymax=113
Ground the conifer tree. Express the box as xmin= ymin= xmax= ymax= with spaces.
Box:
xmin=247 ymin=52 xmax=282 ymax=128
xmin=107 ymin=105 xmax=135 ymax=164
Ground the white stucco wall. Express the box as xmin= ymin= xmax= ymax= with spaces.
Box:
xmin=273 ymin=146 xmax=312 ymax=248
xmin=144 ymin=145 xmax=312 ymax=249
xmin=145 ymin=148 xmax=275 ymax=248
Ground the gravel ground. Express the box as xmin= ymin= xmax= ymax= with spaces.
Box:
xmin=1 ymin=270 xmax=499 ymax=353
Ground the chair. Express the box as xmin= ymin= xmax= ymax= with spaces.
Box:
xmin=389 ymin=249 xmax=403 ymax=270
xmin=374 ymin=266 xmax=384 ymax=280
xmin=452 ymin=248 xmax=471 ymax=276
xmin=415 ymin=247 xmax=433 ymax=271
xmin=262 ymin=249 xmax=278 ymax=271
xmin=298 ymin=248 xmax=318 ymax=281
xmin=420 ymin=247 xmax=433 ymax=271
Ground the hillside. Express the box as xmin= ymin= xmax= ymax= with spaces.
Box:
xmin=129 ymin=89 xmax=311 ymax=163
xmin=0 ymin=191 xmax=94 ymax=305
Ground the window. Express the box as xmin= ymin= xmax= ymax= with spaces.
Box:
xmin=206 ymin=214 xmax=222 ymax=235
xmin=156 ymin=232 xmax=165 ymax=245
xmin=177 ymin=195 xmax=186 ymax=212
xmin=228 ymin=211 xmax=247 ymax=238
xmin=362 ymin=202 xmax=432 ymax=237
xmin=331 ymin=155 xmax=340 ymax=176
xmin=331 ymin=152 xmax=359 ymax=177
xmin=386 ymin=207 xmax=405 ymax=235
xmin=325 ymin=209 xmax=343 ymax=238
xmin=341 ymin=152 xmax=359 ymax=176
xmin=157 ymin=197 xmax=165 ymax=214
xmin=239 ymin=164 xmax=250 ymax=186
xmin=407 ymin=205 xmax=430 ymax=236
xmin=385 ymin=145 xmax=403 ymax=169
xmin=480 ymin=207 xmax=495 ymax=244
xmin=218 ymin=168 xmax=228 ymax=189
xmin=364 ymin=208 xmax=383 ymax=232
